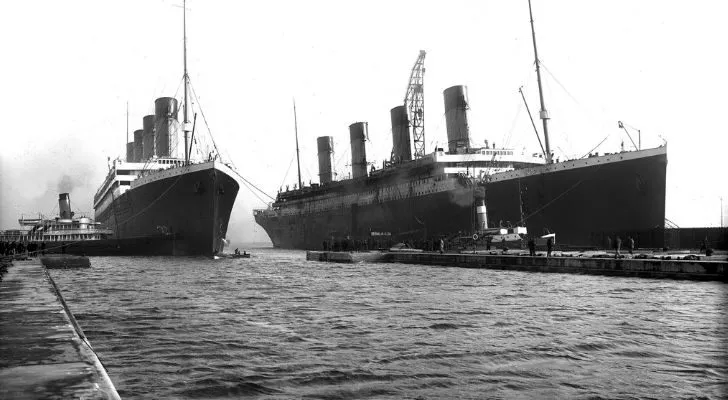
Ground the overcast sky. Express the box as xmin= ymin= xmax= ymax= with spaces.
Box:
xmin=1 ymin=0 xmax=726 ymax=243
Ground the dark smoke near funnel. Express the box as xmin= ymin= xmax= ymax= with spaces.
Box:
xmin=58 ymin=193 xmax=72 ymax=219
xmin=56 ymin=174 xmax=77 ymax=194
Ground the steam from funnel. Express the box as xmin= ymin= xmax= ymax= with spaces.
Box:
xmin=142 ymin=115 xmax=156 ymax=160
xmin=154 ymin=97 xmax=178 ymax=158
xmin=443 ymin=85 xmax=471 ymax=153
xmin=390 ymin=106 xmax=411 ymax=162
xmin=349 ymin=122 xmax=368 ymax=179
xmin=58 ymin=193 xmax=72 ymax=219
xmin=317 ymin=136 xmax=334 ymax=185
xmin=133 ymin=129 xmax=144 ymax=162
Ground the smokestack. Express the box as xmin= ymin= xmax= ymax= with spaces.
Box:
xmin=142 ymin=115 xmax=156 ymax=160
xmin=390 ymin=106 xmax=412 ymax=162
xmin=317 ymin=136 xmax=334 ymax=185
xmin=126 ymin=142 xmax=134 ymax=162
xmin=443 ymin=85 xmax=471 ymax=153
xmin=133 ymin=129 xmax=144 ymax=162
xmin=58 ymin=193 xmax=72 ymax=220
xmin=349 ymin=122 xmax=368 ymax=179
xmin=154 ymin=97 xmax=178 ymax=158
xmin=476 ymin=199 xmax=488 ymax=230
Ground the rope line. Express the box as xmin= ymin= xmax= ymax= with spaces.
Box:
xmin=188 ymin=81 xmax=221 ymax=160
xmin=580 ymin=134 xmax=611 ymax=159
xmin=240 ymin=180 xmax=269 ymax=206
xmin=230 ymin=169 xmax=275 ymax=201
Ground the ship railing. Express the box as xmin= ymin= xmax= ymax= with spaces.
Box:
xmin=253 ymin=208 xmax=276 ymax=216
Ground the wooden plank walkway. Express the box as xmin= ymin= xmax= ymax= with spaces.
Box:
xmin=0 ymin=259 xmax=120 ymax=400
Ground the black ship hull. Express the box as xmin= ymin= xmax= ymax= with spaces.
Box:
xmin=255 ymin=148 xmax=667 ymax=250
xmin=95 ymin=162 xmax=239 ymax=256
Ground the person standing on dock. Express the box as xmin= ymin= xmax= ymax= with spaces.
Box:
xmin=546 ymin=237 xmax=553 ymax=257
xmin=439 ymin=238 xmax=444 ymax=254
xmin=528 ymin=237 xmax=536 ymax=256
xmin=627 ymin=236 xmax=635 ymax=256
xmin=614 ymin=236 xmax=622 ymax=258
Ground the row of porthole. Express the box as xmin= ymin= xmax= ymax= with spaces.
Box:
xmin=289 ymin=183 xmax=446 ymax=212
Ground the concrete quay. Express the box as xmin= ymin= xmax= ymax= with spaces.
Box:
xmin=307 ymin=250 xmax=389 ymax=263
xmin=0 ymin=258 xmax=120 ymax=400
xmin=308 ymin=250 xmax=727 ymax=282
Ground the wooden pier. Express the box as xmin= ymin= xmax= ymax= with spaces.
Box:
xmin=308 ymin=250 xmax=728 ymax=282
xmin=0 ymin=258 xmax=120 ymax=399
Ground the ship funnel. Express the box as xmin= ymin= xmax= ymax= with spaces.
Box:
xmin=476 ymin=199 xmax=488 ymax=230
xmin=126 ymin=142 xmax=134 ymax=162
xmin=58 ymin=193 xmax=72 ymax=219
xmin=443 ymin=85 xmax=471 ymax=153
xmin=317 ymin=136 xmax=334 ymax=185
xmin=142 ymin=115 xmax=156 ymax=160
xmin=349 ymin=122 xmax=368 ymax=179
xmin=133 ymin=129 xmax=144 ymax=162
xmin=390 ymin=106 xmax=411 ymax=162
xmin=154 ymin=97 xmax=178 ymax=158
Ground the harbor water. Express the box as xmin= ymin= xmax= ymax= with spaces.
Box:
xmin=50 ymin=247 xmax=727 ymax=399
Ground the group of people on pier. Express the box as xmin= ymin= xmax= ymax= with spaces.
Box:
xmin=606 ymin=235 xmax=635 ymax=258
xmin=0 ymin=241 xmax=48 ymax=258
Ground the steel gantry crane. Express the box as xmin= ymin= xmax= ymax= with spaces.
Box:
xmin=404 ymin=50 xmax=426 ymax=159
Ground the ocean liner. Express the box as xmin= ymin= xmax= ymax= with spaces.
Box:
xmin=254 ymin=1 xmax=667 ymax=250
xmin=93 ymin=1 xmax=239 ymax=256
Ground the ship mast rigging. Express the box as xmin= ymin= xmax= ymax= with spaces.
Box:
xmin=518 ymin=86 xmax=546 ymax=158
xmin=528 ymin=0 xmax=552 ymax=164
xmin=182 ymin=0 xmax=190 ymax=164
xmin=293 ymin=99 xmax=302 ymax=189
xmin=618 ymin=120 xmax=640 ymax=150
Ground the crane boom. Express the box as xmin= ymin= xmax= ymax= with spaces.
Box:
xmin=404 ymin=50 xmax=426 ymax=159
xmin=618 ymin=120 xmax=640 ymax=150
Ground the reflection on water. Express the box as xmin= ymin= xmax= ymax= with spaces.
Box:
xmin=51 ymin=248 xmax=728 ymax=399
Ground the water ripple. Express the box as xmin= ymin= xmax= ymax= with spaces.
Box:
xmin=50 ymin=248 xmax=728 ymax=399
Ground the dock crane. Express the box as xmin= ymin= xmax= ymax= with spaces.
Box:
xmin=404 ymin=50 xmax=426 ymax=159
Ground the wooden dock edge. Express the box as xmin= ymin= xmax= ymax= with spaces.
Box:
xmin=385 ymin=252 xmax=728 ymax=282
xmin=44 ymin=267 xmax=122 ymax=399
xmin=0 ymin=259 xmax=121 ymax=399
xmin=306 ymin=251 xmax=726 ymax=281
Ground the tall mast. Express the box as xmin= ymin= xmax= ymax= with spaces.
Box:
xmin=528 ymin=0 xmax=552 ymax=164
xmin=293 ymin=99 xmax=302 ymax=189
xmin=183 ymin=0 xmax=190 ymax=164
